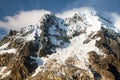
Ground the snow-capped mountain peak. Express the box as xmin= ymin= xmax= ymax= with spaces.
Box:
xmin=0 ymin=8 xmax=120 ymax=80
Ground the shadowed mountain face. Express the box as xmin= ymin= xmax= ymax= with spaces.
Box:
xmin=0 ymin=8 xmax=120 ymax=80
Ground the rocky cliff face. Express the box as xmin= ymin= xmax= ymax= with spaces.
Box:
xmin=0 ymin=8 xmax=120 ymax=80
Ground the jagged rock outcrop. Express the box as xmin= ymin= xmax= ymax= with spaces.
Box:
xmin=88 ymin=28 xmax=120 ymax=80
xmin=38 ymin=13 xmax=69 ymax=57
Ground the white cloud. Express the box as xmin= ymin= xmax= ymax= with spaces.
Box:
xmin=0 ymin=10 xmax=51 ymax=30
xmin=111 ymin=13 xmax=120 ymax=31
xmin=56 ymin=7 xmax=95 ymax=19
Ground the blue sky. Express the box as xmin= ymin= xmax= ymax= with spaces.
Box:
xmin=0 ymin=0 xmax=120 ymax=39
xmin=0 ymin=0 xmax=120 ymax=20
xmin=0 ymin=0 xmax=75 ymax=20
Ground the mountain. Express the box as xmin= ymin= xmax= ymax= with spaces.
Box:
xmin=0 ymin=8 xmax=120 ymax=80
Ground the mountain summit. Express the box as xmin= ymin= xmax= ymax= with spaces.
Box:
xmin=0 ymin=8 xmax=120 ymax=80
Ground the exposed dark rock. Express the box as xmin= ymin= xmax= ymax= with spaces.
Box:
xmin=38 ymin=14 xmax=69 ymax=57
xmin=29 ymin=64 xmax=93 ymax=80
xmin=88 ymin=28 xmax=120 ymax=80
xmin=0 ymin=53 xmax=15 ymax=67
xmin=8 ymin=30 xmax=17 ymax=36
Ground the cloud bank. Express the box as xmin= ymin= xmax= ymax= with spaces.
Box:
xmin=63 ymin=0 xmax=120 ymax=14
xmin=56 ymin=7 xmax=95 ymax=19
xmin=110 ymin=13 xmax=120 ymax=31
xmin=0 ymin=10 xmax=51 ymax=30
